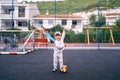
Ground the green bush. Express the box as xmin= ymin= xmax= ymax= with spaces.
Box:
xmin=64 ymin=30 xmax=85 ymax=43
xmin=50 ymin=27 xmax=85 ymax=43
xmin=50 ymin=24 xmax=63 ymax=33
xmin=49 ymin=25 xmax=120 ymax=43
xmin=113 ymin=31 xmax=120 ymax=43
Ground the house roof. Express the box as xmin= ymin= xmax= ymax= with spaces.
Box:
xmin=33 ymin=14 xmax=82 ymax=19
xmin=106 ymin=13 xmax=120 ymax=16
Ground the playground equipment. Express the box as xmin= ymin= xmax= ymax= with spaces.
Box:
xmin=43 ymin=32 xmax=55 ymax=42
xmin=85 ymin=27 xmax=115 ymax=45
xmin=0 ymin=28 xmax=53 ymax=54
xmin=34 ymin=28 xmax=49 ymax=47
xmin=22 ymin=28 xmax=54 ymax=48
xmin=22 ymin=30 xmax=35 ymax=52
xmin=0 ymin=30 xmax=35 ymax=54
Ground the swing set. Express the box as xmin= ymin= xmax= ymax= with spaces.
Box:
xmin=85 ymin=27 xmax=115 ymax=45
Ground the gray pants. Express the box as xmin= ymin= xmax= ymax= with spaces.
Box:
xmin=53 ymin=52 xmax=63 ymax=69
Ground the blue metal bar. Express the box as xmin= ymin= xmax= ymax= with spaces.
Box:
xmin=12 ymin=0 xmax=14 ymax=30
xmin=98 ymin=0 xmax=100 ymax=49
xmin=0 ymin=7 xmax=92 ymax=10
xmin=11 ymin=0 xmax=14 ymax=44
xmin=54 ymin=0 xmax=56 ymax=32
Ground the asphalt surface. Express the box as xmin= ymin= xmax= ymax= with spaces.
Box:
xmin=0 ymin=49 xmax=120 ymax=80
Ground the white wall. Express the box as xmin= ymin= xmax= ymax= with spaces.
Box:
xmin=14 ymin=7 xmax=18 ymax=19
xmin=1 ymin=0 xmax=18 ymax=4
xmin=33 ymin=18 xmax=83 ymax=33
xmin=106 ymin=15 xmax=119 ymax=25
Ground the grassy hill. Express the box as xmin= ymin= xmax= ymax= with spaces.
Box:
xmin=29 ymin=0 xmax=120 ymax=14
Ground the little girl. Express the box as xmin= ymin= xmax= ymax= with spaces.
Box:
xmin=52 ymin=28 xmax=66 ymax=72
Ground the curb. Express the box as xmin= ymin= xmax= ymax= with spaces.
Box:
xmin=35 ymin=47 xmax=120 ymax=50
xmin=0 ymin=49 xmax=34 ymax=55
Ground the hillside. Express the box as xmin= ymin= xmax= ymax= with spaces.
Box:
xmin=29 ymin=0 xmax=120 ymax=14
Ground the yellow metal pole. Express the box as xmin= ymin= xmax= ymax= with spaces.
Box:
xmin=86 ymin=28 xmax=90 ymax=45
xmin=85 ymin=28 xmax=87 ymax=43
xmin=109 ymin=28 xmax=115 ymax=45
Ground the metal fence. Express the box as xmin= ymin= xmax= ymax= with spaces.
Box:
xmin=0 ymin=0 xmax=120 ymax=49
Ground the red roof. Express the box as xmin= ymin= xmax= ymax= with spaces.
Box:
xmin=33 ymin=14 xmax=82 ymax=19
xmin=106 ymin=13 xmax=120 ymax=16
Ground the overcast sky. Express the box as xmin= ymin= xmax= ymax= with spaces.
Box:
xmin=18 ymin=0 xmax=64 ymax=2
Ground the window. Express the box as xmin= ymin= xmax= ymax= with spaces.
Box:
xmin=18 ymin=21 xmax=27 ymax=27
xmin=62 ymin=20 xmax=67 ymax=25
xmin=5 ymin=21 xmax=12 ymax=26
xmin=18 ymin=7 xmax=25 ymax=17
xmin=72 ymin=20 xmax=77 ymax=25
xmin=5 ymin=9 xmax=12 ymax=14
xmin=39 ymin=20 xmax=43 ymax=25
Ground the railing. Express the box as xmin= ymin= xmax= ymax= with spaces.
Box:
xmin=1 ymin=26 xmax=11 ymax=30
xmin=1 ymin=14 xmax=13 ymax=19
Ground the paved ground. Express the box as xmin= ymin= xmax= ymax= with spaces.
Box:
xmin=47 ymin=43 xmax=120 ymax=47
xmin=1 ymin=43 xmax=120 ymax=48
xmin=0 ymin=49 xmax=120 ymax=80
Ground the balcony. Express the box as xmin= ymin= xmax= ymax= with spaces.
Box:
xmin=1 ymin=26 xmax=11 ymax=30
xmin=1 ymin=14 xmax=14 ymax=19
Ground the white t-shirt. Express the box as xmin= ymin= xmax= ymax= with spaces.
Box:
xmin=54 ymin=30 xmax=65 ymax=54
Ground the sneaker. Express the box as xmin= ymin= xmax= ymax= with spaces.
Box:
xmin=52 ymin=68 xmax=57 ymax=72
xmin=60 ymin=69 xmax=63 ymax=73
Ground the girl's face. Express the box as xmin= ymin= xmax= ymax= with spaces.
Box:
xmin=55 ymin=35 xmax=61 ymax=41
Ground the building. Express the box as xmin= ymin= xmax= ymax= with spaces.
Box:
xmin=73 ymin=8 xmax=120 ymax=26
xmin=0 ymin=0 xmax=40 ymax=31
xmin=106 ymin=12 xmax=120 ymax=25
xmin=0 ymin=0 xmax=18 ymax=4
xmin=32 ymin=13 xmax=83 ymax=33
xmin=0 ymin=0 xmax=83 ymax=33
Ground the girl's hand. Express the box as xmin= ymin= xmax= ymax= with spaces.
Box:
xmin=63 ymin=27 xmax=67 ymax=31
xmin=64 ymin=44 xmax=66 ymax=47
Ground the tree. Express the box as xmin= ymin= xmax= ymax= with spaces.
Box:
xmin=116 ymin=17 xmax=120 ymax=27
xmin=96 ymin=14 xmax=106 ymax=27
xmin=50 ymin=24 xmax=63 ymax=33
xmin=99 ymin=14 xmax=106 ymax=27
xmin=89 ymin=14 xmax=96 ymax=27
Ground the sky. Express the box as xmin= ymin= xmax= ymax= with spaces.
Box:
xmin=18 ymin=0 xmax=64 ymax=2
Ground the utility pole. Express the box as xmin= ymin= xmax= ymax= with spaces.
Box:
xmin=54 ymin=0 xmax=56 ymax=32
xmin=12 ymin=0 xmax=14 ymax=30
xmin=11 ymin=0 xmax=15 ymax=46
xmin=98 ymin=0 xmax=100 ymax=49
